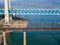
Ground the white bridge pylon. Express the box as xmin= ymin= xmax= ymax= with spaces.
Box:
xmin=4 ymin=0 xmax=10 ymax=23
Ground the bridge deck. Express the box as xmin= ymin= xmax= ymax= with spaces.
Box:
xmin=0 ymin=9 xmax=60 ymax=15
xmin=0 ymin=28 xmax=60 ymax=30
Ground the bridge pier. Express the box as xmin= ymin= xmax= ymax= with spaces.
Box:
xmin=23 ymin=31 xmax=26 ymax=45
xmin=0 ymin=33 xmax=3 ymax=44
xmin=3 ymin=32 xmax=7 ymax=45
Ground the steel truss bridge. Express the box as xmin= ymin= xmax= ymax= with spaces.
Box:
xmin=0 ymin=9 xmax=60 ymax=15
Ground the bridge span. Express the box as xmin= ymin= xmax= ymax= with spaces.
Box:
xmin=0 ymin=28 xmax=60 ymax=31
xmin=0 ymin=9 xmax=60 ymax=15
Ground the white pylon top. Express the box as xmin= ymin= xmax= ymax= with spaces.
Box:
xmin=4 ymin=0 xmax=10 ymax=23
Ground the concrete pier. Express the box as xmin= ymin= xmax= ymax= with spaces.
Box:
xmin=3 ymin=32 xmax=7 ymax=45
xmin=0 ymin=34 xmax=3 ymax=44
xmin=23 ymin=31 xmax=26 ymax=45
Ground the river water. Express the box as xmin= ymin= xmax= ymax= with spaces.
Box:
xmin=6 ymin=30 xmax=60 ymax=45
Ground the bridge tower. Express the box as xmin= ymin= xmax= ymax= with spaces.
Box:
xmin=8 ymin=0 xmax=11 ymax=9
xmin=3 ymin=0 xmax=11 ymax=45
xmin=4 ymin=0 xmax=10 ymax=23
xmin=3 ymin=0 xmax=27 ymax=45
xmin=8 ymin=0 xmax=12 ymax=21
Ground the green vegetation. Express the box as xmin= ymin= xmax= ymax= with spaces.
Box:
xmin=0 ymin=24 xmax=3 ymax=27
xmin=0 ymin=24 xmax=10 ymax=27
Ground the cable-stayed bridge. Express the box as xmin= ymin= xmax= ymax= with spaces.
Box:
xmin=0 ymin=9 xmax=60 ymax=15
xmin=0 ymin=0 xmax=60 ymax=45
